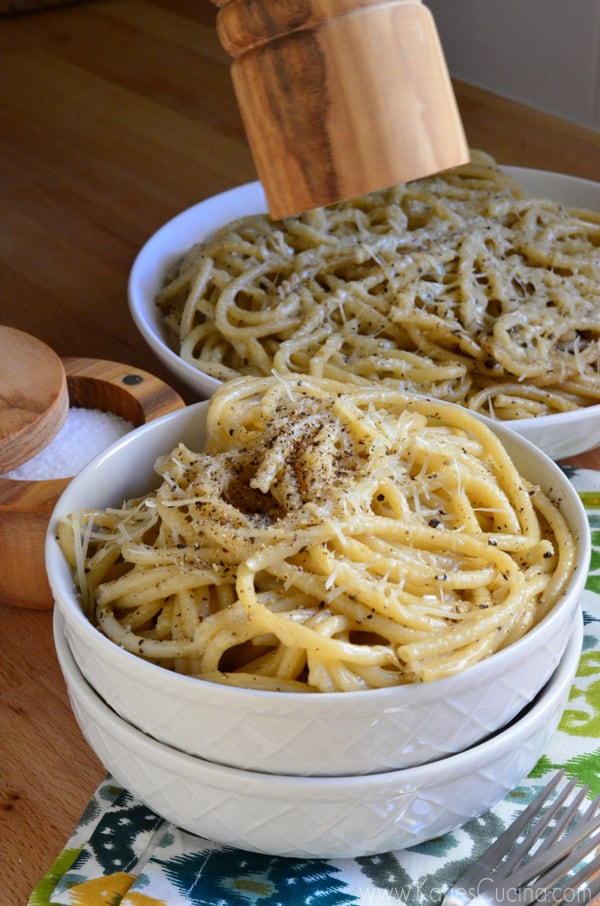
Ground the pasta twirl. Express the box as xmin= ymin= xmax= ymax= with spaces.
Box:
xmin=58 ymin=375 xmax=576 ymax=692
xmin=156 ymin=150 xmax=600 ymax=419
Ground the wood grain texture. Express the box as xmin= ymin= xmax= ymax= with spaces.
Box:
xmin=0 ymin=358 xmax=184 ymax=610
xmin=214 ymin=0 xmax=469 ymax=217
xmin=0 ymin=607 xmax=103 ymax=895
xmin=215 ymin=0 xmax=423 ymax=55
xmin=0 ymin=3 xmax=599 ymax=902
xmin=0 ymin=327 xmax=68 ymax=473
xmin=62 ymin=356 xmax=185 ymax=426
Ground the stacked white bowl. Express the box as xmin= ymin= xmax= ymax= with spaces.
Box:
xmin=46 ymin=402 xmax=590 ymax=858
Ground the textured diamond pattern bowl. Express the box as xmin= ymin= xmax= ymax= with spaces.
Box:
xmin=45 ymin=400 xmax=590 ymax=777
xmin=54 ymin=606 xmax=583 ymax=859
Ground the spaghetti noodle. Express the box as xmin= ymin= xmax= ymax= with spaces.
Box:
xmin=58 ymin=375 xmax=576 ymax=691
xmin=156 ymin=150 xmax=600 ymax=419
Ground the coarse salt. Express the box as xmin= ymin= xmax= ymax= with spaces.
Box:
xmin=2 ymin=407 xmax=133 ymax=481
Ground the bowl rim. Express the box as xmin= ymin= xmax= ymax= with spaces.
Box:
xmin=127 ymin=166 xmax=600 ymax=437
xmin=504 ymin=401 xmax=600 ymax=431
xmin=46 ymin=395 xmax=590 ymax=704
xmin=54 ymin=603 xmax=583 ymax=789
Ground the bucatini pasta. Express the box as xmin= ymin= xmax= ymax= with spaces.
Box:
xmin=58 ymin=375 xmax=576 ymax=692
xmin=156 ymin=150 xmax=600 ymax=420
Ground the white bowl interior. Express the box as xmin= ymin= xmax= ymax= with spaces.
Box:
xmin=127 ymin=167 xmax=600 ymax=458
xmin=128 ymin=182 xmax=266 ymax=398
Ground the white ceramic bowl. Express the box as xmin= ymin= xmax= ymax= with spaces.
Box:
xmin=46 ymin=399 xmax=590 ymax=777
xmin=54 ymin=605 xmax=583 ymax=859
xmin=128 ymin=167 xmax=600 ymax=460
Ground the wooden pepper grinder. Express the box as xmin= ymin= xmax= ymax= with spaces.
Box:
xmin=213 ymin=0 xmax=469 ymax=219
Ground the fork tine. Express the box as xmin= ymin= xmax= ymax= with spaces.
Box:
xmin=583 ymin=794 xmax=600 ymax=821
xmin=539 ymin=847 xmax=600 ymax=903
xmin=500 ymin=812 xmax=600 ymax=893
xmin=442 ymin=772 xmax=566 ymax=902
xmin=525 ymin=824 xmax=600 ymax=899
xmin=471 ymin=849 xmax=600 ymax=906
xmin=584 ymin=870 xmax=600 ymax=904
xmin=536 ymin=781 xmax=590 ymax=850
xmin=496 ymin=775 xmax=586 ymax=880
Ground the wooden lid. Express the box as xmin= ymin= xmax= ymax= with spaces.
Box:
xmin=0 ymin=327 xmax=68 ymax=473
xmin=213 ymin=0 xmax=469 ymax=218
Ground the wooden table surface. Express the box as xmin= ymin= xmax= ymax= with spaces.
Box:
xmin=1 ymin=2 xmax=600 ymax=900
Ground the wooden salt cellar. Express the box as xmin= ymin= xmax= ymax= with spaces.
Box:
xmin=213 ymin=0 xmax=469 ymax=218
xmin=0 ymin=326 xmax=68 ymax=474
xmin=0 ymin=330 xmax=185 ymax=610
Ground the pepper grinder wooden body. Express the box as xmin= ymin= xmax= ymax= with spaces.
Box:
xmin=213 ymin=0 xmax=469 ymax=219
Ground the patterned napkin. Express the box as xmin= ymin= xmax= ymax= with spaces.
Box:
xmin=29 ymin=468 xmax=600 ymax=906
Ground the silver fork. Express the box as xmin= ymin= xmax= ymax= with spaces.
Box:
xmin=442 ymin=770 xmax=600 ymax=906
